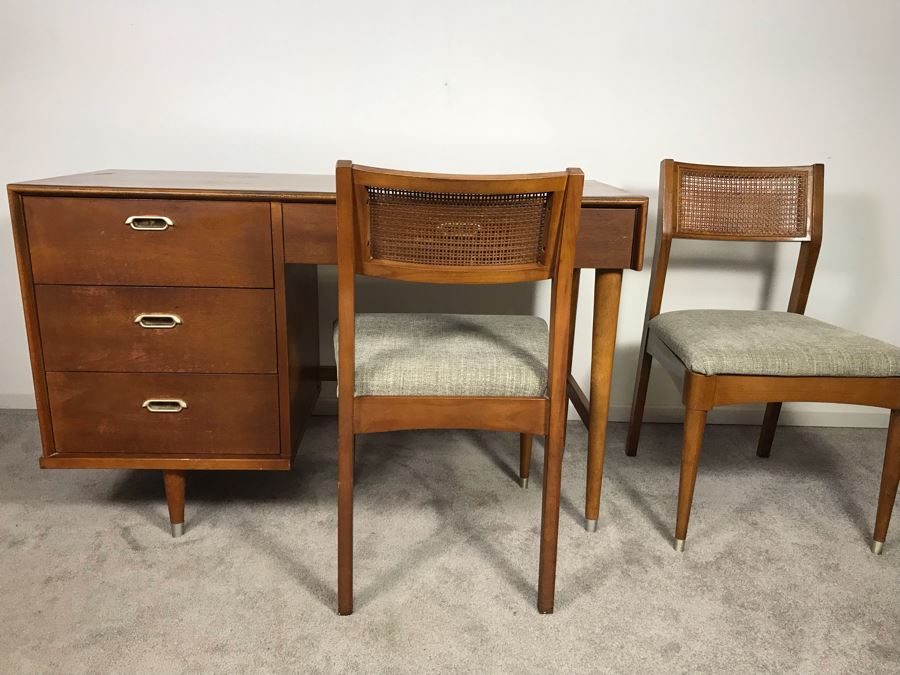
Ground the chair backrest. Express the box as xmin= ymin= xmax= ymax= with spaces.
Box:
xmin=646 ymin=160 xmax=824 ymax=320
xmin=335 ymin=161 xmax=584 ymax=409
xmin=335 ymin=162 xmax=583 ymax=284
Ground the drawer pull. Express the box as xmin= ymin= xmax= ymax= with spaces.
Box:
xmin=134 ymin=313 xmax=182 ymax=329
xmin=142 ymin=399 xmax=188 ymax=413
xmin=125 ymin=215 xmax=173 ymax=231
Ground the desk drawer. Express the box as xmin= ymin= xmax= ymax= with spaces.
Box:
xmin=36 ymin=286 xmax=277 ymax=373
xmin=24 ymin=197 xmax=273 ymax=287
xmin=46 ymin=372 xmax=279 ymax=455
xmin=574 ymin=207 xmax=640 ymax=269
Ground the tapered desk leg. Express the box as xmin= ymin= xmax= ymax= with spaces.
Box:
xmin=583 ymin=269 xmax=623 ymax=532
xmin=163 ymin=470 xmax=186 ymax=538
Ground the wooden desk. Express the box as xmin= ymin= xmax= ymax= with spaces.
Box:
xmin=8 ymin=170 xmax=648 ymax=535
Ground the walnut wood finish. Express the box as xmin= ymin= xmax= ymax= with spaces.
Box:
xmin=46 ymin=372 xmax=280 ymax=455
xmin=163 ymin=470 xmax=186 ymax=531
xmin=8 ymin=169 xmax=646 ymax=547
xmin=874 ymin=410 xmax=900 ymax=546
xmin=25 ymin=197 xmax=274 ymax=288
xmin=283 ymin=201 xmax=643 ymax=271
xmin=627 ymin=160 xmax=900 ymax=551
xmin=36 ymin=286 xmax=277 ymax=374
xmin=335 ymin=162 xmax=583 ymax=615
xmin=9 ymin=175 xmax=327 ymax=532
xmin=353 ymin=397 xmax=547 ymax=434
xmin=519 ymin=434 xmax=533 ymax=485
xmin=583 ymin=269 xmax=623 ymax=525
xmin=272 ymin=203 xmax=322 ymax=458
xmin=283 ymin=203 xmax=340 ymax=264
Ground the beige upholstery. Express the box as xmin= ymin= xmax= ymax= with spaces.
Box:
xmin=650 ymin=310 xmax=900 ymax=377
xmin=334 ymin=313 xmax=548 ymax=397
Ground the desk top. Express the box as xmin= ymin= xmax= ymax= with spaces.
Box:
xmin=10 ymin=169 xmax=647 ymax=206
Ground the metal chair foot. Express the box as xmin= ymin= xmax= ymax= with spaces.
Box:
xmin=520 ymin=477 xmax=529 ymax=489
xmin=585 ymin=518 xmax=598 ymax=533
xmin=171 ymin=522 xmax=185 ymax=538
xmin=674 ymin=538 xmax=685 ymax=552
xmin=872 ymin=540 xmax=884 ymax=555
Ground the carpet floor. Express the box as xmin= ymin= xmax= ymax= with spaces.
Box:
xmin=0 ymin=409 xmax=898 ymax=673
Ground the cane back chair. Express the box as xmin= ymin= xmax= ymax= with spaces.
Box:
xmin=335 ymin=161 xmax=584 ymax=614
xmin=626 ymin=159 xmax=900 ymax=553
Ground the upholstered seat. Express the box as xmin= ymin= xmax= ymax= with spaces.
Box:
xmin=334 ymin=313 xmax=548 ymax=397
xmin=650 ymin=309 xmax=900 ymax=377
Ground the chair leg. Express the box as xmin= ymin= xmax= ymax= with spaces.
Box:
xmin=625 ymin=351 xmax=653 ymax=457
xmin=537 ymin=423 xmax=565 ymax=614
xmin=337 ymin=428 xmax=355 ymax=615
xmin=519 ymin=433 xmax=532 ymax=488
xmin=674 ymin=408 xmax=708 ymax=552
xmin=873 ymin=409 xmax=900 ymax=555
xmin=757 ymin=402 xmax=782 ymax=458
xmin=163 ymin=470 xmax=186 ymax=538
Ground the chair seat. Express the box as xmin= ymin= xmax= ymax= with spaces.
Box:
xmin=650 ymin=310 xmax=900 ymax=377
xmin=335 ymin=313 xmax=548 ymax=397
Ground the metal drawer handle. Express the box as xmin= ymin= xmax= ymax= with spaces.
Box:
xmin=142 ymin=399 xmax=188 ymax=413
xmin=134 ymin=313 xmax=182 ymax=329
xmin=125 ymin=215 xmax=173 ymax=231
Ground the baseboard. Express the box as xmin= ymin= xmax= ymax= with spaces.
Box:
xmin=313 ymin=396 xmax=889 ymax=428
xmin=0 ymin=393 xmax=36 ymax=409
xmin=606 ymin=404 xmax=889 ymax=429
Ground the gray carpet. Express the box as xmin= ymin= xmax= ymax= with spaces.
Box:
xmin=0 ymin=409 xmax=898 ymax=673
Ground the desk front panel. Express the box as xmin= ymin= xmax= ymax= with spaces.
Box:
xmin=282 ymin=202 xmax=646 ymax=270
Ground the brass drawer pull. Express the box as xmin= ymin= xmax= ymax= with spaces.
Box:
xmin=142 ymin=399 xmax=188 ymax=413
xmin=134 ymin=313 xmax=182 ymax=329
xmin=125 ymin=215 xmax=173 ymax=231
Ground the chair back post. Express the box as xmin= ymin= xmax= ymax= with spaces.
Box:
xmin=335 ymin=160 xmax=356 ymax=429
xmin=646 ymin=158 xmax=677 ymax=321
xmin=786 ymin=163 xmax=825 ymax=314
xmin=546 ymin=168 xmax=585 ymax=419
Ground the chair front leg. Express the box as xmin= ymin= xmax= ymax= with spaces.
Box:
xmin=537 ymin=424 xmax=565 ymax=614
xmin=757 ymin=402 xmax=783 ymax=458
xmin=873 ymin=409 xmax=900 ymax=555
xmin=337 ymin=428 xmax=355 ymax=614
xmin=675 ymin=407 xmax=708 ymax=552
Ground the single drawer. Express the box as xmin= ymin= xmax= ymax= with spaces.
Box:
xmin=574 ymin=207 xmax=640 ymax=269
xmin=36 ymin=286 xmax=277 ymax=373
xmin=283 ymin=203 xmax=337 ymax=263
xmin=24 ymin=197 xmax=273 ymax=287
xmin=46 ymin=372 xmax=280 ymax=455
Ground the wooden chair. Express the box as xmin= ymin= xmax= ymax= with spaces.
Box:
xmin=626 ymin=160 xmax=900 ymax=553
xmin=335 ymin=161 xmax=584 ymax=614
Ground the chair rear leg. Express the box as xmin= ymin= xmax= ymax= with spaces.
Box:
xmin=337 ymin=428 xmax=355 ymax=615
xmin=757 ymin=402 xmax=782 ymax=458
xmin=519 ymin=433 xmax=533 ymax=488
xmin=537 ymin=424 xmax=565 ymax=613
xmin=873 ymin=409 xmax=900 ymax=555
xmin=675 ymin=408 xmax=708 ymax=552
xmin=625 ymin=351 xmax=653 ymax=457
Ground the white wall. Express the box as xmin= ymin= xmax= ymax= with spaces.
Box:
xmin=1 ymin=0 xmax=898 ymax=426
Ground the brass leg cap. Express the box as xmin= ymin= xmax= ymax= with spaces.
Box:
xmin=585 ymin=518 xmax=598 ymax=533
xmin=674 ymin=538 xmax=685 ymax=552
xmin=171 ymin=522 xmax=185 ymax=538
xmin=520 ymin=477 xmax=529 ymax=489
xmin=872 ymin=540 xmax=884 ymax=555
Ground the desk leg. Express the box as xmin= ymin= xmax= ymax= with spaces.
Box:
xmin=584 ymin=269 xmax=622 ymax=532
xmin=163 ymin=470 xmax=186 ymax=538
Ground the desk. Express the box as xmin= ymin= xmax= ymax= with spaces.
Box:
xmin=8 ymin=170 xmax=647 ymax=534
